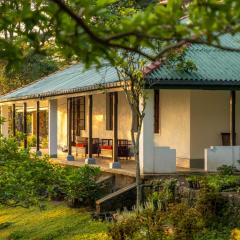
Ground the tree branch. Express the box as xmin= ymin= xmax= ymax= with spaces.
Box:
xmin=50 ymin=0 xmax=240 ymax=62
xmin=50 ymin=0 xmax=103 ymax=44
xmin=50 ymin=0 xmax=155 ymax=60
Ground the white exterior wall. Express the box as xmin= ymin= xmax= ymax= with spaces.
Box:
xmin=154 ymin=90 xmax=191 ymax=167
xmin=139 ymin=90 xmax=155 ymax=173
xmin=190 ymin=91 xmax=233 ymax=160
xmin=140 ymin=90 xmax=176 ymax=174
xmin=54 ymin=89 xmax=240 ymax=171
xmin=0 ymin=105 xmax=9 ymax=137
xmin=152 ymin=90 xmax=239 ymax=169
xmin=205 ymin=146 xmax=240 ymax=171
xmin=57 ymin=98 xmax=68 ymax=147
xmin=57 ymin=92 xmax=132 ymax=147
xmin=48 ymin=99 xmax=58 ymax=158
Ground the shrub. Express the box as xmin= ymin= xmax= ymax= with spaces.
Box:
xmin=217 ymin=164 xmax=238 ymax=175
xmin=0 ymin=136 xmax=101 ymax=208
xmin=108 ymin=178 xmax=240 ymax=240
xmin=108 ymin=211 xmax=140 ymax=240
xmin=65 ymin=165 xmax=101 ymax=207
xmin=41 ymin=136 xmax=48 ymax=149
xmin=144 ymin=178 xmax=179 ymax=211
xmin=186 ymin=176 xmax=201 ymax=189
xmin=27 ymin=134 xmax=37 ymax=147
xmin=169 ymin=203 xmax=205 ymax=240
xmin=195 ymin=187 xmax=225 ymax=226
xmin=231 ymin=228 xmax=240 ymax=240
xmin=204 ymin=175 xmax=240 ymax=192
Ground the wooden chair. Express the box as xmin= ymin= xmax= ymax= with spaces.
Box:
xmin=99 ymin=139 xmax=132 ymax=160
xmin=99 ymin=139 xmax=113 ymax=158
xmin=75 ymin=137 xmax=100 ymax=157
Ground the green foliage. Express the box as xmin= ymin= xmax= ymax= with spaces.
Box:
xmin=1 ymin=0 xmax=240 ymax=71
xmin=27 ymin=134 xmax=37 ymax=148
xmin=194 ymin=228 xmax=232 ymax=240
xmin=108 ymin=211 xmax=140 ymax=240
xmin=149 ymin=178 xmax=179 ymax=211
xmin=205 ymin=175 xmax=240 ymax=192
xmin=217 ymin=164 xmax=238 ymax=175
xmin=186 ymin=175 xmax=201 ymax=189
xmin=186 ymin=174 xmax=240 ymax=192
xmin=0 ymin=136 xmax=101 ymax=208
xmin=0 ymin=202 xmax=109 ymax=240
xmin=0 ymin=52 xmax=60 ymax=94
xmin=41 ymin=136 xmax=48 ymax=148
xmin=65 ymin=165 xmax=101 ymax=207
xmin=166 ymin=48 xmax=198 ymax=72
xmin=109 ymin=178 xmax=240 ymax=240
xmin=195 ymin=187 xmax=224 ymax=225
xmin=170 ymin=203 xmax=205 ymax=240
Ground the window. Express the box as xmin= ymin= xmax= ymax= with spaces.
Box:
xmin=106 ymin=93 xmax=113 ymax=130
xmin=72 ymin=97 xmax=85 ymax=141
xmin=154 ymin=90 xmax=160 ymax=133
xmin=79 ymin=97 xmax=85 ymax=131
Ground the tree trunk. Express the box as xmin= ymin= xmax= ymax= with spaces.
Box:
xmin=131 ymin=117 xmax=143 ymax=209
xmin=134 ymin=146 xmax=141 ymax=209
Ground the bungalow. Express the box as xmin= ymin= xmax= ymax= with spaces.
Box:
xmin=1 ymin=33 xmax=240 ymax=175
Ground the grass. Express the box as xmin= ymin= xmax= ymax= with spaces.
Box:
xmin=0 ymin=202 xmax=110 ymax=240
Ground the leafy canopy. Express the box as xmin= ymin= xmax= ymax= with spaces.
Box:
xmin=0 ymin=0 xmax=240 ymax=70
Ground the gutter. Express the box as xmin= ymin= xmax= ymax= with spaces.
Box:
xmin=0 ymin=81 xmax=122 ymax=103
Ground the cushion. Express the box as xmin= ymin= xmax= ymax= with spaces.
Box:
xmin=101 ymin=145 xmax=113 ymax=150
xmin=76 ymin=143 xmax=86 ymax=148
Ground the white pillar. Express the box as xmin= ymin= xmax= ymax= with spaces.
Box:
xmin=0 ymin=105 xmax=9 ymax=137
xmin=48 ymin=99 xmax=58 ymax=158
xmin=139 ymin=90 xmax=154 ymax=174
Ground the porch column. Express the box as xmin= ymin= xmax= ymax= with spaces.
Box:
xmin=36 ymin=101 xmax=42 ymax=156
xmin=85 ymin=95 xmax=96 ymax=164
xmin=110 ymin=92 xmax=121 ymax=169
xmin=230 ymin=90 xmax=236 ymax=146
xmin=12 ymin=104 xmax=16 ymax=137
xmin=48 ymin=99 xmax=58 ymax=158
xmin=139 ymin=90 xmax=154 ymax=174
xmin=67 ymin=98 xmax=74 ymax=161
xmin=0 ymin=105 xmax=9 ymax=137
xmin=23 ymin=102 xmax=27 ymax=149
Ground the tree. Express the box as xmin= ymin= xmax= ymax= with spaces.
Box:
xmin=0 ymin=52 xmax=60 ymax=94
xmin=114 ymin=53 xmax=147 ymax=207
xmin=1 ymin=0 xmax=240 ymax=208
xmin=1 ymin=0 xmax=240 ymax=68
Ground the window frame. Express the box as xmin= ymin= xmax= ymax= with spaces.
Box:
xmin=154 ymin=89 xmax=160 ymax=134
xmin=106 ymin=92 xmax=113 ymax=130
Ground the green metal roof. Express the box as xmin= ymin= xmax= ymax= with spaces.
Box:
xmin=0 ymin=64 xmax=119 ymax=102
xmin=146 ymin=34 xmax=240 ymax=88
xmin=1 ymin=33 xmax=240 ymax=103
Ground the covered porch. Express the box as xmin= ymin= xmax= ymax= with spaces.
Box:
xmin=1 ymin=32 xmax=240 ymax=175
xmin=1 ymin=87 xmax=240 ymax=174
xmin=36 ymin=147 xmax=204 ymax=177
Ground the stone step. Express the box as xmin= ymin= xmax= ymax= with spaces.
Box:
xmin=96 ymin=174 xmax=115 ymax=197
xmin=96 ymin=183 xmax=136 ymax=213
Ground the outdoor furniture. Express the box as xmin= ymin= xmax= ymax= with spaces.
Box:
xmin=221 ymin=132 xmax=230 ymax=146
xmin=118 ymin=139 xmax=132 ymax=160
xmin=221 ymin=132 xmax=237 ymax=146
xmin=99 ymin=139 xmax=113 ymax=158
xmin=75 ymin=137 xmax=100 ymax=157
xmin=99 ymin=139 xmax=132 ymax=160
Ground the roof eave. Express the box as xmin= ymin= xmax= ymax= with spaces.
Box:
xmin=146 ymin=78 xmax=240 ymax=90
xmin=0 ymin=81 xmax=121 ymax=103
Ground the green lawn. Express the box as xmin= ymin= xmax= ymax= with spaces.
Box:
xmin=0 ymin=202 xmax=110 ymax=240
